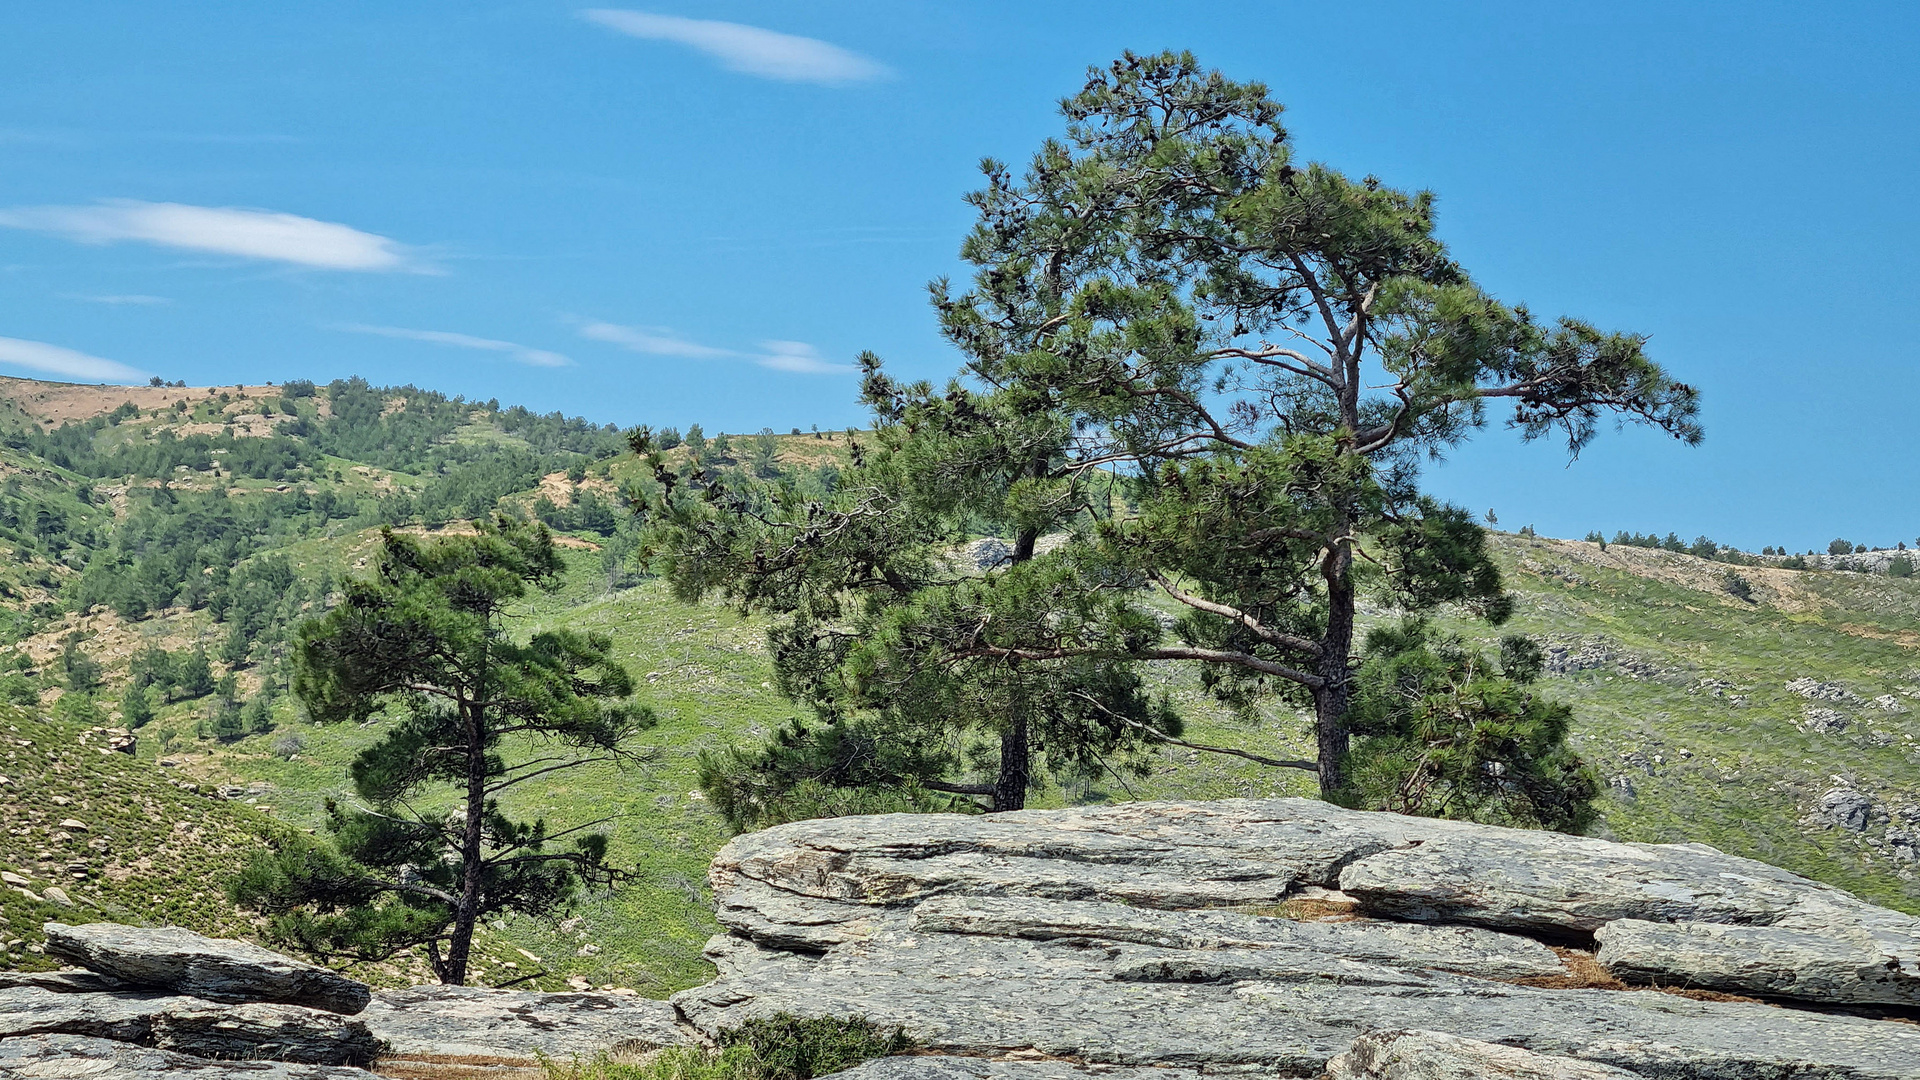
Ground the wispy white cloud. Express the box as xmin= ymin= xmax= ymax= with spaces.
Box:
xmin=0 ymin=200 xmax=417 ymax=271
xmin=0 ymin=336 xmax=147 ymax=382
xmin=577 ymin=320 xmax=851 ymax=375
xmin=338 ymin=324 xmax=572 ymax=368
xmin=579 ymin=320 xmax=736 ymax=359
xmin=580 ymin=10 xmax=889 ymax=85
xmin=62 ymin=293 xmax=171 ymax=306
xmin=756 ymin=340 xmax=853 ymax=375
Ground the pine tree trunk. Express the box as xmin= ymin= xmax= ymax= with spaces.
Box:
xmin=987 ymin=520 xmax=1043 ymax=813
xmin=1313 ymin=531 xmax=1357 ymax=799
xmin=442 ymin=701 xmax=489 ymax=986
xmin=994 ymin=716 xmax=1030 ymax=812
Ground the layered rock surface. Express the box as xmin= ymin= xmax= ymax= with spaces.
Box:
xmin=42 ymin=922 xmax=372 ymax=1015
xmin=0 ymin=1033 xmax=381 ymax=1080
xmin=677 ymin=798 xmax=1920 ymax=1079
xmin=358 ymin=984 xmax=686 ymax=1059
xmin=0 ymin=924 xmax=694 ymax=1078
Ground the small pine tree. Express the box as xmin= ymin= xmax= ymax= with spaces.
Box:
xmin=121 ymin=685 xmax=154 ymax=729
xmin=176 ymin=650 xmax=215 ymax=699
xmin=243 ymin=694 xmax=276 ymax=735
xmin=209 ymin=696 xmax=246 ymax=742
xmin=60 ymin=635 xmax=102 ymax=694
xmin=231 ymin=519 xmax=656 ymax=985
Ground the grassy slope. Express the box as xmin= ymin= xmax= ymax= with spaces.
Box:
xmin=0 ymin=705 xmax=287 ymax=968
xmin=1446 ymin=536 xmax=1920 ymax=912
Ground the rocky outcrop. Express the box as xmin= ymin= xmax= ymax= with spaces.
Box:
xmin=0 ymin=985 xmax=382 ymax=1066
xmin=43 ymin=921 xmax=371 ymax=1015
xmin=1 ymin=924 xmax=698 ymax=1077
xmin=0 ymin=1033 xmax=380 ymax=1080
xmin=359 ymin=984 xmax=686 ymax=1059
xmin=676 ymin=798 xmax=1920 ymax=1079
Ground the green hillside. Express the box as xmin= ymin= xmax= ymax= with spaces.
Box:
xmin=0 ymin=374 xmax=1914 ymax=997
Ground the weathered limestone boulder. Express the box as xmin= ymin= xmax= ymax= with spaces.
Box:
xmin=676 ymin=798 xmax=1920 ymax=1079
xmin=1324 ymin=1029 xmax=1645 ymax=1079
xmin=42 ymin=922 xmax=371 ymax=1015
xmin=0 ymin=1033 xmax=380 ymax=1080
xmin=0 ymin=985 xmax=382 ymax=1065
xmin=359 ymin=984 xmax=691 ymax=1059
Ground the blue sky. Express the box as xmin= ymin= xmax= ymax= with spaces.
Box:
xmin=1 ymin=2 xmax=1915 ymax=552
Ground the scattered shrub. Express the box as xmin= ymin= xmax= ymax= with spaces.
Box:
xmin=542 ymin=1015 xmax=915 ymax=1080
xmin=1892 ymin=555 xmax=1915 ymax=579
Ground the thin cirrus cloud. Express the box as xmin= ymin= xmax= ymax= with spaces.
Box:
xmin=338 ymin=324 xmax=572 ymax=368
xmin=578 ymin=320 xmax=735 ymax=359
xmin=62 ymin=293 xmax=171 ymax=306
xmin=757 ymin=340 xmax=853 ymax=375
xmin=0 ymin=336 xmax=147 ymax=383
xmin=0 ymin=200 xmax=418 ymax=271
xmin=580 ymin=10 xmax=889 ymax=85
xmin=580 ymin=320 xmax=853 ymax=375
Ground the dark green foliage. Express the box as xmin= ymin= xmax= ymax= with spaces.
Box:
xmin=175 ymin=649 xmax=214 ymax=699
xmin=242 ymin=694 xmax=276 ymax=735
xmin=716 ymin=1014 xmax=916 ymax=1080
xmin=120 ymin=684 xmax=154 ymax=728
xmin=232 ymin=519 xmax=655 ymax=985
xmin=542 ymin=1014 xmax=915 ymax=1080
xmin=1830 ymin=538 xmax=1856 ymax=556
xmin=1339 ymin=621 xmax=1599 ymax=832
xmin=59 ymin=634 xmax=101 ymax=693
xmin=0 ymin=674 xmax=37 ymax=707
xmin=1892 ymin=555 xmax=1915 ymax=579
xmin=209 ymin=694 xmax=246 ymax=742
xmin=696 ymin=718 xmax=974 ymax=831
xmin=1722 ymin=572 xmax=1755 ymax=602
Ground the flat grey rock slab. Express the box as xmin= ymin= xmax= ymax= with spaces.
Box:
xmin=1325 ymin=1030 xmax=1644 ymax=1079
xmin=1338 ymin=833 xmax=1920 ymax=1006
xmin=815 ymin=1059 xmax=1211 ymax=1080
xmin=1595 ymin=914 xmax=1920 ymax=1007
xmin=709 ymin=798 xmax=1920 ymax=1010
xmin=360 ymin=984 xmax=693 ymax=1059
xmin=908 ymin=896 xmax=1566 ymax=981
xmin=0 ymin=1033 xmax=380 ymax=1080
xmin=677 ymin=908 xmax=1920 ymax=1079
xmin=0 ymin=986 xmax=381 ymax=1066
xmin=43 ymin=922 xmax=371 ymax=1015
xmin=1337 ymin=834 xmax=1863 ymax=932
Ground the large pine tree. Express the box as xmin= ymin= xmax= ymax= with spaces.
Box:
xmin=640 ymin=51 xmax=1699 ymax=828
